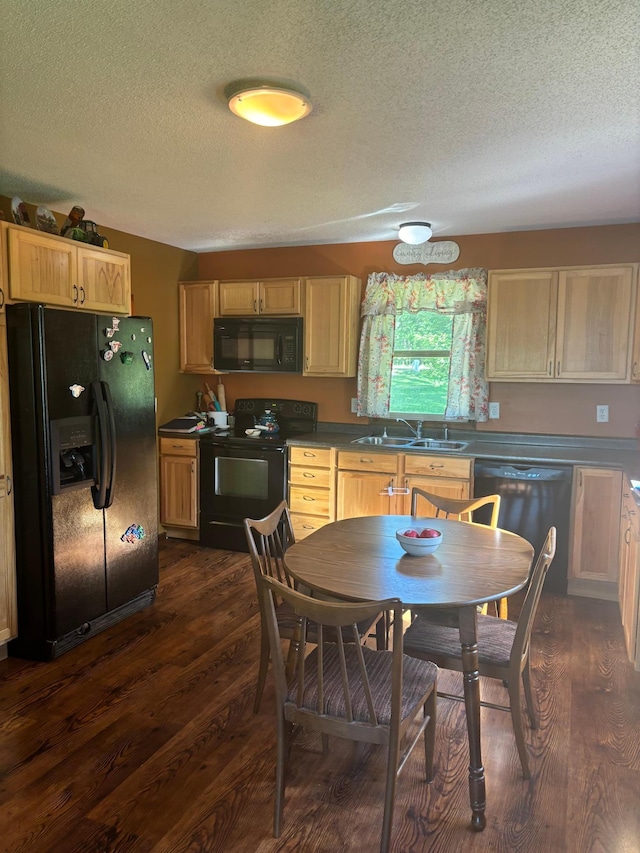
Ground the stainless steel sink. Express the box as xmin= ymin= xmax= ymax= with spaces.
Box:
xmin=352 ymin=436 xmax=469 ymax=451
xmin=409 ymin=439 xmax=469 ymax=451
xmin=352 ymin=435 xmax=416 ymax=447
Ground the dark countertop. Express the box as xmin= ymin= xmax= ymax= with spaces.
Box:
xmin=286 ymin=430 xmax=640 ymax=480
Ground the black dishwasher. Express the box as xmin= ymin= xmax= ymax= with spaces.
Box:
xmin=473 ymin=460 xmax=572 ymax=593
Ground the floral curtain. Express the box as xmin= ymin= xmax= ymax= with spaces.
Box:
xmin=356 ymin=268 xmax=488 ymax=421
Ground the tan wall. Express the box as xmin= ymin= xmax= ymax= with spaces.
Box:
xmin=0 ymin=196 xmax=199 ymax=426
xmin=198 ymin=224 xmax=640 ymax=437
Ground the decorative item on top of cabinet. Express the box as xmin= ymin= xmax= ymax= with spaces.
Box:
xmin=486 ymin=264 xmax=638 ymax=383
xmin=568 ymin=466 xmax=622 ymax=600
xmin=0 ymin=314 xmax=17 ymax=648
xmin=218 ymin=278 xmax=302 ymax=316
xmin=288 ymin=446 xmax=336 ymax=540
xmin=2 ymin=222 xmax=131 ymax=315
xmin=179 ymin=281 xmax=219 ymax=373
xmin=159 ymin=437 xmax=199 ymax=538
xmin=303 ymin=275 xmax=361 ymax=377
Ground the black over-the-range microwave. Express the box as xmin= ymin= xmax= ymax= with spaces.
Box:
xmin=213 ymin=317 xmax=303 ymax=373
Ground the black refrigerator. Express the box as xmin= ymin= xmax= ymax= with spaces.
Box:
xmin=6 ymin=303 xmax=159 ymax=660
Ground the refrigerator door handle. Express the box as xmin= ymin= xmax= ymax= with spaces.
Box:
xmin=102 ymin=381 xmax=117 ymax=508
xmin=91 ymin=381 xmax=110 ymax=510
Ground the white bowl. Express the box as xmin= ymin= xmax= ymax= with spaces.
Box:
xmin=245 ymin=428 xmax=261 ymax=437
xmin=396 ymin=527 xmax=443 ymax=556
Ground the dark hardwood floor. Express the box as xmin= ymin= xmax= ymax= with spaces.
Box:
xmin=1 ymin=537 xmax=639 ymax=853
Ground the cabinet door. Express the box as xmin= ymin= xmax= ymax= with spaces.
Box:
xmin=260 ymin=279 xmax=301 ymax=315
xmin=571 ymin=467 xmax=622 ymax=584
xmin=619 ymin=492 xmax=640 ymax=666
xmin=401 ymin=475 xmax=471 ymax=516
xmin=336 ymin=471 xmax=398 ymax=519
xmin=218 ymin=281 xmax=260 ymax=315
xmin=8 ymin=226 xmax=77 ymax=307
xmin=160 ymin=454 xmax=198 ymax=528
xmin=0 ymin=316 xmax=17 ymax=643
xmin=179 ymin=281 xmax=218 ymax=373
xmin=77 ymin=247 xmax=131 ymax=314
xmin=304 ymin=276 xmax=361 ymax=377
xmin=556 ymin=267 xmax=634 ymax=381
xmin=486 ymin=270 xmax=557 ymax=379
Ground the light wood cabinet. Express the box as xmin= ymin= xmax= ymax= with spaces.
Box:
xmin=218 ymin=278 xmax=302 ymax=316
xmin=288 ymin=446 xmax=335 ymax=539
xmin=619 ymin=484 xmax=640 ymax=670
xmin=400 ymin=454 xmax=472 ymax=515
xmin=3 ymin=223 xmax=131 ymax=315
xmin=336 ymin=451 xmax=403 ymax=520
xmin=179 ymin=281 xmax=218 ymax=374
xmin=303 ymin=275 xmax=361 ymax=377
xmin=159 ymin=437 xmax=199 ymax=532
xmin=0 ymin=314 xmax=17 ymax=648
xmin=568 ymin=467 xmax=622 ymax=599
xmin=487 ymin=264 xmax=638 ymax=382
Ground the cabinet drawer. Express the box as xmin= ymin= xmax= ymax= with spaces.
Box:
xmin=289 ymin=485 xmax=332 ymax=517
xmin=289 ymin=446 xmax=332 ymax=466
xmin=159 ymin=437 xmax=198 ymax=457
xmin=289 ymin=465 xmax=333 ymax=488
xmin=404 ymin=454 xmax=471 ymax=478
xmin=337 ymin=451 xmax=398 ymax=473
xmin=291 ymin=514 xmax=331 ymax=540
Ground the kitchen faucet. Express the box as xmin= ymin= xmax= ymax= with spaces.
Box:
xmin=396 ymin=418 xmax=424 ymax=439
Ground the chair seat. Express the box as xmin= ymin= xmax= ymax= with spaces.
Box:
xmin=287 ymin=643 xmax=438 ymax=726
xmin=404 ymin=613 xmax=517 ymax=667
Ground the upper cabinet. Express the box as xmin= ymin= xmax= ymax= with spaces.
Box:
xmin=179 ymin=281 xmax=218 ymax=374
xmin=486 ymin=264 xmax=638 ymax=383
xmin=303 ymin=275 xmax=361 ymax=377
xmin=218 ymin=278 xmax=302 ymax=316
xmin=2 ymin=223 xmax=131 ymax=315
xmin=180 ymin=274 xmax=362 ymax=377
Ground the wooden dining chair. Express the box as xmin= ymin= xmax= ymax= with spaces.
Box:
xmin=260 ymin=575 xmax=438 ymax=853
xmin=411 ymin=488 xmax=507 ymax=618
xmin=244 ymin=501 xmax=385 ymax=714
xmin=402 ymin=526 xmax=556 ymax=780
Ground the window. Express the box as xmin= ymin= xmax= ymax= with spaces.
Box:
xmin=389 ymin=312 xmax=453 ymax=418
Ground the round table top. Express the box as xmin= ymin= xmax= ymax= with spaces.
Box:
xmin=285 ymin=515 xmax=535 ymax=609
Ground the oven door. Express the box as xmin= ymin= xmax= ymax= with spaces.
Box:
xmin=199 ymin=440 xmax=287 ymax=550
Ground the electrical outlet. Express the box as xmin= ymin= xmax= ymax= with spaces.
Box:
xmin=488 ymin=402 xmax=500 ymax=419
xmin=351 ymin=397 xmax=358 ymax=414
xmin=596 ymin=404 xmax=609 ymax=423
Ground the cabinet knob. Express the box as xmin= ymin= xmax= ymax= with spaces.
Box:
xmin=0 ymin=287 xmax=4 ymax=308
xmin=72 ymin=285 xmax=78 ymax=304
xmin=303 ymin=472 xmax=315 ymax=478
xmin=80 ymin=286 xmax=86 ymax=304
xmin=303 ymin=495 xmax=315 ymax=501
xmin=6 ymin=475 xmax=12 ymax=496
xmin=253 ymin=299 xmax=258 ymax=313
xmin=303 ymin=451 xmax=316 ymax=457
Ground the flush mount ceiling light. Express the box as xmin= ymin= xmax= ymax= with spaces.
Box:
xmin=398 ymin=222 xmax=433 ymax=244
xmin=225 ymin=80 xmax=312 ymax=127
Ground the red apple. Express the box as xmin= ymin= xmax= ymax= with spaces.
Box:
xmin=419 ymin=528 xmax=441 ymax=538
xmin=403 ymin=529 xmax=419 ymax=538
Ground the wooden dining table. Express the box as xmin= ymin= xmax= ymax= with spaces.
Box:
xmin=284 ymin=514 xmax=535 ymax=831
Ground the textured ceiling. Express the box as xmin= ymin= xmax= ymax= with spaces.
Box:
xmin=1 ymin=0 xmax=639 ymax=252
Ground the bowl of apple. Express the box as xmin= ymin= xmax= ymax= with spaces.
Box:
xmin=396 ymin=526 xmax=443 ymax=556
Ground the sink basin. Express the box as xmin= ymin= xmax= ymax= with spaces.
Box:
xmin=352 ymin=436 xmax=469 ymax=451
xmin=352 ymin=436 xmax=416 ymax=447
xmin=409 ymin=439 xmax=470 ymax=451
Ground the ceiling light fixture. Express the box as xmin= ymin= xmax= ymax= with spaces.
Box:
xmin=398 ymin=222 xmax=433 ymax=244
xmin=225 ymin=80 xmax=312 ymax=127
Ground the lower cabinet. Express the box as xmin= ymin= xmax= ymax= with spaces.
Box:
xmin=619 ymin=483 xmax=640 ymax=670
xmin=0 ymin=315 xmax=17 ymax=651
xmin=288 ymin=446 xmax=335 ymax=540
xmin=159 ymin=437 xmax=199 ymax=537
xmin=568 ymin=467 xmax=622 ymax=600
xmin=335 ymin=451 xmax=472 ymax=521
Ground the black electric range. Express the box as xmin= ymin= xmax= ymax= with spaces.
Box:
xmin=200 ymin=398 xmax=317 ymax=448
xmin=199 ymin=399 xmax=317 ymax=551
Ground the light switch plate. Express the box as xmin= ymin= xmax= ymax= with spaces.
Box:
xmin=489 ymin=402 xmax=500 ymax=419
